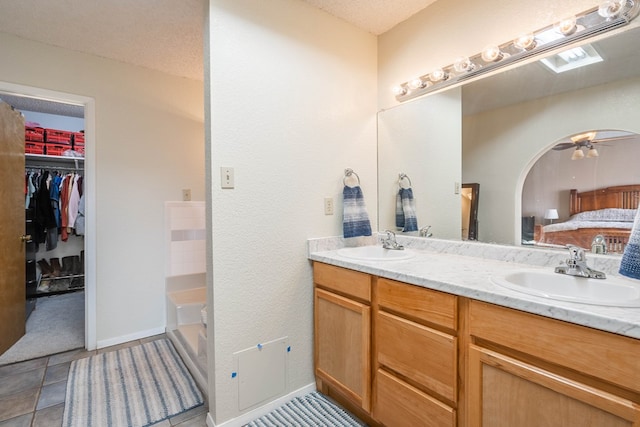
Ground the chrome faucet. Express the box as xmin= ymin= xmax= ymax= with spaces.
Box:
xmin=419 ymin=225 xmax=432 ymax=237
xmin=554 ymin=245 xmax=606 ymax=279
xmin=591 ymin=234 xmax=607 ymax=254
xmin=380 ymin=230 xmax=404 ymax=250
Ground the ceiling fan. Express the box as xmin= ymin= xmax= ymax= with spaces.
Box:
xmin=552 ymin=131 xmax=633 ymax=159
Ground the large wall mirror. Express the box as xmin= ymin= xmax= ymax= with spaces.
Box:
xmin=378 ymin=23 xmax=640 ymax=255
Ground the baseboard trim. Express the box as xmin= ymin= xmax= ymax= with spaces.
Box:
xmin=206 ymin=383 xmax=316 ymax=427
xmin=96 ymin=326 xmax=166 ymax=349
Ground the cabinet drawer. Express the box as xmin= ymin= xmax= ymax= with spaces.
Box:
xmin=374 ymin=369 xmax=456 ymax=427
xmin=470 ymin=300 xmax=640 ymax=394
xmin=377 ymin=278 xmax=457 ymax=330
xmin=313 ymin=262 xmax=371 ymax=302
xmin=377 ymin=311 xmax=457 ymax=402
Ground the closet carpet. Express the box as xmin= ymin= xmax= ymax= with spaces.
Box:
xmin=0 ymin=291 xmax=84 ymax=366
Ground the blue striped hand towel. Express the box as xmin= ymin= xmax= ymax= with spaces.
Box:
xmin=343 ymin=185 xmax=372 ymax=238
xmin=395 ymin=188 xmax=418 ymax=232
xmin=619 ymin=207 xmax=640 ymax=280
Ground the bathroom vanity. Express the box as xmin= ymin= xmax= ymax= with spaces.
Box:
xmin=309 ymin=238 xmax=640 ymax=427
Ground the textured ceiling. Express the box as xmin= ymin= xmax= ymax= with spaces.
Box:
xmin=0 ymin=0 xmax=207 ymax=81
xmin=0 ymin=1 xmax=434 ymax=116
xmin=300 ymin=0 xmax=438 ymax=35
xmin=0 ymin=0 xmax=434 ymax=84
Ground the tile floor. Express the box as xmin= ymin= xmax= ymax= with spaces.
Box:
xmin=0 ymin=334 xmax=208 ymax=427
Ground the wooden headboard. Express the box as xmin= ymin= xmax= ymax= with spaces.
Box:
xmin=569 ymin=184 xmax=640 ymax=216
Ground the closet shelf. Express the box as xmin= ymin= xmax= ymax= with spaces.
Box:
xmin=26 ymin=153 xmax=84 ymax=168
xmin=32 ymin=273 xmax=85 ymax=298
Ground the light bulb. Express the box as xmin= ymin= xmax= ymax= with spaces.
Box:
xmin=587 ymin=147 xmax=599 ymax=158
xmin=392 ymin=85 xmax=407 ymax=96
xmin=481 ymin=45 xmax=504 ymax=62
xmin=408 ymin=78 xmax=425 ymax=90
xmin=598 ymin=0 xmax=624 ymax=19
xmin=554 ymin=16 xmax=578 ymax=36
xmin=514 ymin=33 xmax=536 ymax=50
xmin=453 ymin=57 xmax=475 ymax=73
xmin=571 ymin=148 xmax=585 ymax=160
xmin=429 ymin=68 xmax=449 ymax=82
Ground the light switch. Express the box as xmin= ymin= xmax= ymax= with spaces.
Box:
xmin=221 ymin=167 xmax=234 ymax=189
xmin=324 ymin=197 xmax=334 ymax=215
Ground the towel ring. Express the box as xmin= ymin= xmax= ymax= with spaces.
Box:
xmin=399 ymin=173 xmax=412 ymax=189
xmin=344 ymin=168 xmax=361 ymax=187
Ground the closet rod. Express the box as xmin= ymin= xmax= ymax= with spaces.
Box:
xmin=26 ymin=164 xmax=84 ymax=172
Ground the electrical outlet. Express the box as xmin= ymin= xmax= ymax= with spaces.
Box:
xmin=221 ymin=167 xmax=234 ymax=189
xmin=182 ymin=189 xmax=191 ymax=201
xmin=324 ymin=197 xmax=334 ymax=215
xmin=454 ymin=182 xmax=460 ymax=194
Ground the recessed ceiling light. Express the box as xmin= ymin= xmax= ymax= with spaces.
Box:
xmin=539 ymin=43 xmax=603 ymax=73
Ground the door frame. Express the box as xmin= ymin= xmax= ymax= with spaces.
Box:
xmin=0 ymin=81 xmax=97 ymax=351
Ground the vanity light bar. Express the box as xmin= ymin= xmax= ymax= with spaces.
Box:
xmin=393 ymin=0 xmax=640 ymax=102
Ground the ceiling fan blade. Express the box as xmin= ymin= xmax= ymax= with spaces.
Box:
xmin=553 ymin=142 xmax=577 ymax=150
xmin=590 ymin=135 xmax=635 ymax=144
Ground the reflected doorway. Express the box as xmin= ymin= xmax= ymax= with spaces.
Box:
xmin=462 ymin=183 xmax=480 ymax=240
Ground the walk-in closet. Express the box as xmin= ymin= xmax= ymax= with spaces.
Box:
xmin=0 ymin=93 xmax=86 ymax=365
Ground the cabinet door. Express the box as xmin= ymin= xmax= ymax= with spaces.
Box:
xmin=314 ymin=288 xmax=371 ymax=412
xmin=468 ymin=345 xmax=640 ymax=427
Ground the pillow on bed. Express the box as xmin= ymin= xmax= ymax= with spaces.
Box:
xmin=571 ymin=208 xmax=636 ymax=222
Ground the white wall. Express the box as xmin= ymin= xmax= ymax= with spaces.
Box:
xmin=206 ymin=0 xmax=377 ymax=423
xmin=378 ymin=0 xmax=596 ymax=110
xmin=0 ymin=32 xmax=205 ymax=345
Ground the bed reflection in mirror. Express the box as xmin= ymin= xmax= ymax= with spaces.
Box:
xmin=521 ymin=129 xmax=640 ymax=254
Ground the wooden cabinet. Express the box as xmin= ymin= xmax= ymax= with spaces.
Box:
xmin=313 ymin=262 xmax=372 ymax=413
xmin=313 ymin=262 xmax=640 ymax=427
xmin=468 ymin=300 xmax=640 ymax=427
xmin=373 ymin=278 xmax=458 ymax=427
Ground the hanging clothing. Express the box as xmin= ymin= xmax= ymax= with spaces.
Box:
xmin=25 ymin=165 xmax=84 ymax=246
xmin=67 ymin=174 xmax=81 ymax=232
xmin=34 ymin=171 xmax=57 ymax=229
xmin=25 ymin=171 xmax=37 ymax=209
xmin=75 ymin=194 xmax=85 ymax=236
xmin=49 ymin=173 xmax=62 ymax=228
xmin=33 ymin=171 xmax=58 ymax=250
xmin=59 ymin=174 xmax=72 ymax=242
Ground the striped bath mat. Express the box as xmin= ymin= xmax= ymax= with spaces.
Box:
xmin=245 ymin=392 xmax=367 ymax=427
xmin=63 ymin=338 xmax=203 ymax=427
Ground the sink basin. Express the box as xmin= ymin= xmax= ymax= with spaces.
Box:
xmin=491 ymin=270 xmax=640 ymax=307
xmin=337 ymin=246 xmax=415 ymax=262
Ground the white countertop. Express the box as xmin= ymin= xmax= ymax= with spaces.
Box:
xmin=308 ymin=236 xmax=640 ymax=339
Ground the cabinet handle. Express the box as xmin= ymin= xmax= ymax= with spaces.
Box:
xmin=20 ymin=234 xmax=31 ymax=242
